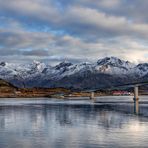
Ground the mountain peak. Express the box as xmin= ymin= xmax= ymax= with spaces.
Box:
xmin=0 ymin=57 xmax=147 ymax=89
xmin=97 ymin=56 xmax=132 ymax=67
xmin=0 ymin=61 xmax=7 ymax=67
xmin=55 ymin=61 xmax=73 ymax=70
xmin=33 ymin=60 xmax=42 ymax=65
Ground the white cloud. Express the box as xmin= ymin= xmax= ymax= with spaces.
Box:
xmin=0 ymin=0 xmax=148 ymax=63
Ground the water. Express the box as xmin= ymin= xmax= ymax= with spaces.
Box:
xmin=0 ymin=96 xmax=148 ymax=148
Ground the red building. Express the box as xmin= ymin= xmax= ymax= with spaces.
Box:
xmin=112 ymin=91 xmax=131 ymax=96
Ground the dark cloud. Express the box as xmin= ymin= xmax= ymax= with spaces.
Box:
xmin=22 ymin=49 xmax=49 ymax=56
xmin=0 ymin=29 xmax=54 ymax=49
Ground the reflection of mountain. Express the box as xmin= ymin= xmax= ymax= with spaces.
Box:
xmin=0 ymin=57 xmax=148 ymax=89
xmin=54 ymin=106 xmax=73 ymax=126
xmin=1 ymin=104 xmax=147 ymax=130
xmin=0 ymin=103 xmax=148 ymax=148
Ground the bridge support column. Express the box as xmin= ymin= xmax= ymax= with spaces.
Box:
xmin=90 ymin=92 xmax=96 ymax=102
xmin=133 ymin=86 xmax=139 ymax=115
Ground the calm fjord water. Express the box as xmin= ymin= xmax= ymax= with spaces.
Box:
xmin=0 ymin=97 xmax=148 ymax=148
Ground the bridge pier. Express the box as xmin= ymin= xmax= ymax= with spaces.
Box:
xmin=133 ymin=86 xmax=139 ymax=115
xmin=90 ymin=92 xmax=96 ymax=102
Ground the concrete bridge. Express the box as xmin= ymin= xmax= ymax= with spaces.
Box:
xmin=89 ymin=81 xmax=148 ymax=115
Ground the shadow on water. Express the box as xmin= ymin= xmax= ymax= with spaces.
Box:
xmin=96 ymin=102 xmax=148 ymax=117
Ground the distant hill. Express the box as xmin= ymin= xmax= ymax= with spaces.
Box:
xmin=0 ymin=79 xmax=17 ymax=97
xmin=0 ymin=79 xmax=16 ymax=87
xmin=0 ymin=79 xmax=72 ymax=98
xmin=0 ymin=57 xmax=148 ymax=90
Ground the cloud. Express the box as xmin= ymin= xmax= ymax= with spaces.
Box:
xmin=0 ymin=0 xmax=148 ymax=39
xmin=0 ymin=28 xmax=147 ymax=64
xmin=54 ymin=0 xmax=121 ymax=9
xmin=0 ymin=29 xmax=54 ymax=49
xmin=0 ymin=0 xmax=59 ymax=19
xmin=0 ymin=0 xmax=148 ymax=64
xmin=22 ymin=49 xmax=49 ymax=56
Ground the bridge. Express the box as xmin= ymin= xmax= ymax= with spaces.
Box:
xmin=89 ymin=81 xmax=148 ymax=115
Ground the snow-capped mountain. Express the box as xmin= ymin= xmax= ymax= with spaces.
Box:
xmin=0 ymin=57 xmax=147 ymax=89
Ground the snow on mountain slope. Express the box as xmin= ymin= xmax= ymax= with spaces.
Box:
xmin=56 ymin=62 xmax=94 ymax=77
xmin=95 ymin=57 xmax=135 ymax=75
xmin=134 ymin=63 xmax=148 ymax=77
xmin=0 ymin=57 xmax=147 ymax=88
xmin=0 ymin=60 xmax=46 ymax=80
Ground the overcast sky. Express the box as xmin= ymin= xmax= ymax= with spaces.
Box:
xmin=0 ymin=0 xmax=148 ymax=64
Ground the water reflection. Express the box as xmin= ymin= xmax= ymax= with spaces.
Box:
xmin=0 ymin=102 xmax=148 ymax=148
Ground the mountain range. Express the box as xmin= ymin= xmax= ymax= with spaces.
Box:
xmin=0 ymin=57 xmax=148 ymax=90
